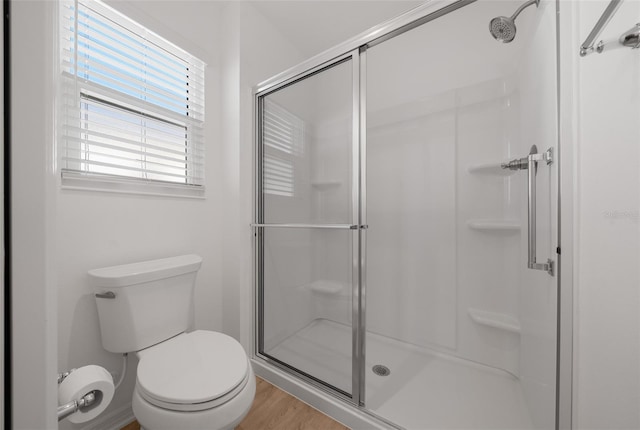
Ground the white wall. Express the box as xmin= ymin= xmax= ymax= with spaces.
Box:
xmin=573 ymin=1 xmax=640 ymax=428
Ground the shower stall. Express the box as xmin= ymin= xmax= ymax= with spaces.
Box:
xmin=253 ymin=0 xmax=560 ymax=428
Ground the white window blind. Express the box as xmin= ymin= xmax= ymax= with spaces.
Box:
xmin=262 ymin=99 xmax=304 ymax=197
xmin=59 ymin=0 xmax=205 ymax=189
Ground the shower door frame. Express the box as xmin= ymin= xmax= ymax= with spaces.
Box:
xmin=253 ymin=48 xmax=366 ymax=405
xmin=252 ymin=0 xmax=571 ymax=426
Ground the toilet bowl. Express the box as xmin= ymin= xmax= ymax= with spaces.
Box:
xmin=133 ymin=331 xmax=256 ymax=430
xmin=89 ymin=255 xmax=256 ymax=430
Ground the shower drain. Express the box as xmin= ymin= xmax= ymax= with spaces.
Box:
xmin=372 ymin=364 xmax=391 ymax=377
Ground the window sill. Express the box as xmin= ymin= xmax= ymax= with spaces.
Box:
xmin=61 ymin=172 xmax=206 ymax=199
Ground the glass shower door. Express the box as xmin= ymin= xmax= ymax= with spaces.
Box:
xmin=255 ymin=53 xmax=363 ymax=401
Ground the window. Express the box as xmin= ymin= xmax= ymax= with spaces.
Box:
xmin=59 ymin=0 xmax=205 ymax=193
xmin=262 ymin=99 xmax=304 ymax=197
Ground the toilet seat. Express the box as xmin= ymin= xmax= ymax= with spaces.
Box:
xmin=136 ymin=330 xmax=249 ymax=412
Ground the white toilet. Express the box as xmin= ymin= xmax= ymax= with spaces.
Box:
xmin=89 ymin=254 xmax=256 ymax=430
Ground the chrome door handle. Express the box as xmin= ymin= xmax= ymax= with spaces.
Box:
xmin=95 ymin=291 xmax=116 ymax=299
xmin=527 ymin=146 xmax=554 ymax=276
xmin=503 ymin=145 xmax=555 ymax=276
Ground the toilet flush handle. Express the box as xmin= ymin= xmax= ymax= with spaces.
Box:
xmin=95 ymin=291 xmax=116 ymax=299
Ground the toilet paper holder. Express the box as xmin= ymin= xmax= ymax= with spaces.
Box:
xmin=57 ymin=362 xmax=121 ymax=423
xmin=57 ymin=357 xmax=125 ymax=422
xmin=57 ymin=390 xmax=100 ymax=422
xmin=58 ymin=369 xmax=101 ymax=422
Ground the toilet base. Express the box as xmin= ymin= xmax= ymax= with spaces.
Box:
xmin=132 ymin=365 xmax=256 ymax=430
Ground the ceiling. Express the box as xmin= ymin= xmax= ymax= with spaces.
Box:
xmin=247 ymin=1 xmax=425 ymax=58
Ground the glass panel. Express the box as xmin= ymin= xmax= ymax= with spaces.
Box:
xmin=364 ymin=1 xmax=557 ymax=429
xmin=262 ymin=59 xmax=353 ymax=225
xmin=260 ymin=227 xmax=353 ymax=395
xmin=258 ymin=57 xmax=356 ymax=398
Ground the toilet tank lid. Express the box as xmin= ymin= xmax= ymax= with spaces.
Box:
xmin=88 ymin=254 xmax=202 ymax=288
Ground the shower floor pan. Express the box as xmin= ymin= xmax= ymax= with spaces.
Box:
xmin=265 ymin=318 xmax=533 ymax=429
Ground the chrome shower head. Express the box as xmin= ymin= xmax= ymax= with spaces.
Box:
xmin=490 ymin=16 xmax=517 ymax=43
xmin=489 ymin=0 xmax=539 ymax=43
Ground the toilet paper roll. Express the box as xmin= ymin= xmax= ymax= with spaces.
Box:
xmin=58 ymin=365 xmax=115 ymax=424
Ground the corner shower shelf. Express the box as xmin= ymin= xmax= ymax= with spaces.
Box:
xmin=468 ymin=308 xmax=521 ymax=334
xmin=305 ymin=279 xmax=347 ymax=295
xmin=466 ymin=219 xmax=521 ymax=232
xmin=467 ymin=162 xmax=516 ymax=176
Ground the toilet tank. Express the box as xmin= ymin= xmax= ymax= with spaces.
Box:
xmin=89 ymin=254 xmax=203 ymax=353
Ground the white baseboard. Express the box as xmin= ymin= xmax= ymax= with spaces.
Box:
xmin=82 ymin=403 xmax=135 ymax=430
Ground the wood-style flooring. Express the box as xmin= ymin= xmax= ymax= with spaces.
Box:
xmin=120 ymin=377 xmax=349 ymax=430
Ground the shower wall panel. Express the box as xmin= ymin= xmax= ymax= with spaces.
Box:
xmin=367 ymin=78 xmax=521 ymax=373
xmin=367 ymin=103 xmax=457 ymax=350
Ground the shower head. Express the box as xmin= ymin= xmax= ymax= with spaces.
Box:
xmin=490 ymin=16 xmax=517 ymax=43
xmin=489 ymin=0 xmax=539 ymax=43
